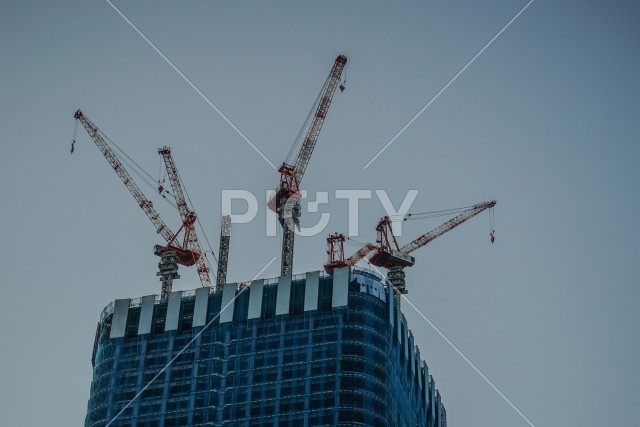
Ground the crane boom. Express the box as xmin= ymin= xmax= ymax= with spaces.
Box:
xmin=73 ymin=110 xmax=174 ymax=242
xmin=158 ymin=147 xmax=190 ymax=222
xmin=158 ymin=147 xmax=212 ymax=289
xmin=347 ymin=243 xmax=377 ymax=265
xmin=400 ymin=200 xmax=496 ymax=254
xmin=292 ymin=54 xmax=348 ymax=187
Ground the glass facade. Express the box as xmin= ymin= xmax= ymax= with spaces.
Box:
xmin=86 ymin=267 xmax=447 ymax=427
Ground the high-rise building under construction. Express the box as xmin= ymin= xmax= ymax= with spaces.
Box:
xmin=85 ymin=267 xmax=447 ymax=427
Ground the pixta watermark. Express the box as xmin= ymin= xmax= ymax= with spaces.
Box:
xmin=221 ymin=189 xmax=418 ymax=237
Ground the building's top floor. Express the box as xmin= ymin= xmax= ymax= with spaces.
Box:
xmin=99 ymin=266 xmax=390 ymax=334
xmin=97 ymin=266 xmax=424 ymax=357
xmin=96 ymin=266 xmax=430 ymax=372
xmin=93 ymin=266 xmax=446 ymax=425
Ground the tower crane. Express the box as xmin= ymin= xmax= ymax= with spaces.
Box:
xmin=73 ymin=109 xmax=213 ymax=292
xmin=157 ymin=146 xmax=212 ymax=290
xmin=268 ymin=54 xmax=348 ymax=276
xmin=369 ymin=200 xmax=496 ymax=294
xmin=324 ymin=233 xmax=376 ymax=273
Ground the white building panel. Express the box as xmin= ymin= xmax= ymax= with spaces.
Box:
xmin=219 ymin=283 xmax=237 ymax=324
xmin=275 ymin=275 xmax=291 ymax=316
xmin=304 ymin=271 xmax=319 ymax=312
xmin=137 ymin=295 xmax=155 ymax=335
xmin=247 ymin=280 xmax=264 ymax=320
xmin=192 ymin=287 xmax=209 ymax=327
xmin=331 ymin=266 xmax=349 ymax=307
xmin=110 ymin=299 xmax=130 ymax=339
xmin=164 ymin=291 xmax=182 ymax=331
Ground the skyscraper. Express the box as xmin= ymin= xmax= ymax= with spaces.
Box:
xmin=85 ymin=267 xmax=447 ymax=426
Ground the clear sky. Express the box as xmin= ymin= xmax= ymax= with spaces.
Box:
xmin=1 ymin=1 xmax=639 ymax=426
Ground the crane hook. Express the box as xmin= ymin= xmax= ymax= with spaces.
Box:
xmin=71 ymin=120 xmax=78 ymax=154
xmin=490 ymin=230 xmax=495 ymax=244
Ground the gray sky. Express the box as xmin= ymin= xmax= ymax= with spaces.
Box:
xmin=1 ymin=1 xmax=639 ymax=425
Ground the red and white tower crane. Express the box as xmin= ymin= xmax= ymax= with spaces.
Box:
xmin=157 ymin=146 xmax=212 ymax=290
xmin=369 ymin=200 xmax=496 ymax=294
xmin=73 ymin=109 xmax=214 ymax=293
xmin=268 ymin=54 xmax=348 ymax=276
xmin=325 ymin=201 xmax=496 ymax=294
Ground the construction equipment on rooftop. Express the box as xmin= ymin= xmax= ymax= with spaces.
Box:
xmin=73 ymin=109 xmax=214 ymax=294
xmin=370 ymin=200 xmax=496 ymax=294
xmin=156 ymin=146 xmax=213 ymax=291
xmin=216 ymin=215 xmax=231 ymax=289
xmin=73 ymin=54 xmax=496 ymax=300
xmin=325 ymin=201 xmax=496 ymax=294
xmin=324 ymin=233 xmax=376 ymax=273
xmin=268 ymin=54 xmax=348 ymax=277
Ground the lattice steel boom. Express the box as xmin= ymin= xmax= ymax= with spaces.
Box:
xmin=400 ymin=200 xmax=496 ymax=255
xmin=158 ymin=147 xmax=212 ymax=289
xmin=74 ymin=110 xmax=173 ymax=242
xmin=292 ymin=55 xmax=348 ymax=187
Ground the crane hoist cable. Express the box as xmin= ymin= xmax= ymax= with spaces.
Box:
xmin=97 ymin=130 xmax=181 ymax=212
xmin=339 ymin=65 xmax=347 ymax=92
xmin=177 ymin=166 xmax=216 ymax=274
xmin=489 ymin=207 xmax=496 ymax=243
xmin=344 ymin=236 xmax=369 ymax=247
xmin=104 ymin=132 xmax=157 ymax=188
xmin=157 ymin=155 xmax=167 ymax=194
xmin=285 ymin=55 xmax=348 ymax=167
xmin=388 ymin=204 xmax=478 ymax=221
xmin=71 ymin=120 xmax=78 ymax=154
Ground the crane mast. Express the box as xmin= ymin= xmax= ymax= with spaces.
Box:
xmin=369 ymin=200 xmax=496 ymax=294
xmin=270 ymin=55 xmax=348 ymax=276
xmin=216 ymin=215 xmax=231 ymax=288
xmin=158 ymin=147 xmax=212 ymax=289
